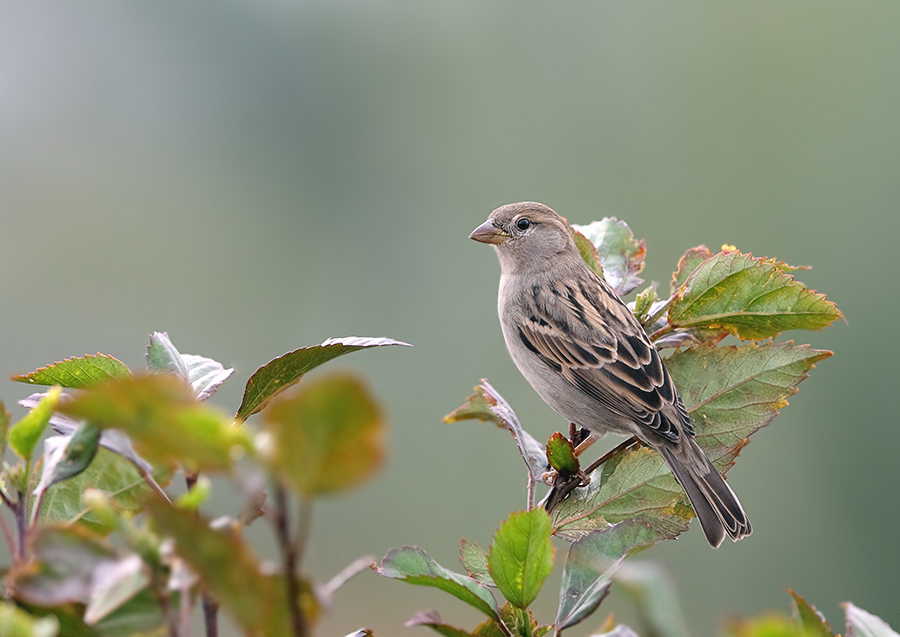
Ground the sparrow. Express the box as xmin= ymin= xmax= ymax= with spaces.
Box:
xmin=469 ymin=201 xmax=750 ymax=547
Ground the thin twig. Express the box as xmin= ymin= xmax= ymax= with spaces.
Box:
xmin=526 ymin=476 xmax=535 ymax=511
xmin=320 ymin=555 xmax=375 ymax=601
xmin=649 ymin=323 xmax=674 ymax=342
xmin=543 ymin=437 xmax=640 ymax=513
xmin=0 ymin=486 xmax=14 ymax=510
xmin=643 ymin=294 xmax=675 ymax=330
xmin=184 ymin=472 xmax=219 ymax=637
xmin=292 ymin=495 xmax=313 ymax=570
xmin=273 ymin=483 xmax=307 ymax=637
xmin=0 ymin=511 xmax=16 ymax=555
xmin=137 ymin=466 xmax=172 ymax=504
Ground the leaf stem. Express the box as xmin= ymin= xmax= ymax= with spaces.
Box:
xmin=320 ymin=555 xmax=375 ymax=601
xmin=13 ymin=492 xmax=27 ymax=561
xmin=137 ymin=466 xmax=171 ymax=504
xmin=517 ymin=607 xmax=533 ymax=637
xmin=273 ymin=482 xmax=308 ymax=637
xmin=649 ymin=323 xmax=673 ymax=342
xmin=185 ymin=472 xmax=219 ymax=637
xmin=643 ymin=294 xmax=675 ymax=330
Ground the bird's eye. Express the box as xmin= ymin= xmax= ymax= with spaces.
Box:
xmin=515 ymin=217 xmax=532 ymax=231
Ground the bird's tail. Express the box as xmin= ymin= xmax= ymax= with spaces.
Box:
xmin=660 ymin=441 xmax=751 ymax=548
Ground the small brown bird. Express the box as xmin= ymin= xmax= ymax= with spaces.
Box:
xmin=470 ymin=202 xmax=750 ymax=547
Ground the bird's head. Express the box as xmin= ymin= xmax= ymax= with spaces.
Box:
xmin=469 ymin=202 xmax=580 ymax=274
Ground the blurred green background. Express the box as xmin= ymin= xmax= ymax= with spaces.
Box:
xmin=1 ymin=1 xmax=897 ymax=635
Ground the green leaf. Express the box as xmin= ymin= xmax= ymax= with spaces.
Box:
xmin=146 ymin=501 xmax=292 ymax=636
xmin=91 ymin=587 xmax=166 ymax=637
xmin=843 ymin=602 xmax=899 ymax=637
xmin=262 ymin=374 xmax=384 ymax=496
xmin=788 ymin=590 xmax=833 ymax=637
xmin=0 ymin=603 xmax=59 ymax=637
xmin=572 ymin=218 xmax=646 ymax=295
xmin=555 ymin=520 xmax=662 ymax=630
xmin=175 ymin=475 xmax=211 ymax=510
xmin=147 ymin=332 xmax=233 ymax=401
xmin=33 ymin=423 xmax=102 ymax=497
xmin=375 ymin=546 xmax=500 ymax=621
xmin=83 ymin=555 xmax=150 ymax=626
xmin=616 ymin=562 xmax=691 ymax=637
xmin=668 ymin=251 xmax=842 ymax=340
xmin=487 ymin=508 xmax=554 ymax=609
xmin=12 ymin=354 xmax=132 ymax=389
xmin=235 ymin=336 xmax=411 ymax=422
xmin=9 ymin=387 xmax=62 ymax=460
xmin=405 ymin=611 xmax=475 ymax=637
xmin=668 ymin=341 xmax=833 ymax=470
xmin=554 ymin=341 xmax=829 ymax=541
xmin=727 ymin=614 xmax=813 ymax=637
xmin=445 ymin=380 xmax=547 ymax=482
xmin=41 ymin=448 xmax=171 ymax=535
xmin=670 ymin=246 xmax=713 ymax=295
xmin=460 ymin=540 xmax=495 ymax=587
xmin=146 ymin=332 xmax=188 ymax=378
xmin=572 ymin=228 xmax=604 ymax=278
xmin=546 ymin=433 xmax=579 ymax=476
xmin=60 ymin=375 xmax=249 ymax=473
xmin=9 ymin=526 xmax=118 ymax=606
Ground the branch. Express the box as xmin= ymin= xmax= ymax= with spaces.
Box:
xmin=273 ymin=483 xmax=308 ymax=637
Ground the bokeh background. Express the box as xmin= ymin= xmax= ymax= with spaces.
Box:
xmin=1 ymin=1 xmax=898 ymax=635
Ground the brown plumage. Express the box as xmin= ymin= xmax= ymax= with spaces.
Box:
xmin=470 ymin=201 xmax=750 ymax=547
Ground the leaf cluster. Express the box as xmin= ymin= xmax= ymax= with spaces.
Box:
xmin=378 ymin=218 xmax=842 ymax=635
xmin=0 ymin=332 xmax=409 ymax=636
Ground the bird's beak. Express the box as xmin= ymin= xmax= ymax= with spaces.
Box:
xmin=469 ymin=219 xmax=510 ymax=244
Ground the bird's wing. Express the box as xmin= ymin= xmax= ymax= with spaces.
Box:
xmin=518 ymin=277 xmax=691 ymax=442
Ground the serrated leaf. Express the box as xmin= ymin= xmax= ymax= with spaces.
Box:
xmin=572 ymin=218 xmax=646 ymax=295
xmin=445 ymin=380 xmax=547 ymax=482
xmin=460 ymin=540 xmax=495 ymax=587
xmin=146 ymin=501 xmax=293 ymax=636
xmin=554 ymin=341 xmax=830 ymax=540
xmin=546 ymin=433 xmax=579 ymax=475
xmin=41 ymin=448 xmax=170 ymax=535
xmin=487 ymin=508 xmax=554 ymax=609
xmin=375 ymin=546 xmax=500 ymax=621
xmin=844 ymin=602 xmax=899 ymax=637
xmin=60 ymin=375 xmax=249 ymax=473
xmin=668 ymin=251 xmax=842 ymax=340
xmin=9 ymin=387 xmax=62 ymax=460
xmin=556 ymin=521 xmax=660 ymax=630
xmin=572 ymin=229 xmax=604 ymax=278
xmin=261 ymin=374 xmax=384 ymax=496
xmin=788 ymin=590 xmax=833 ymax=637
xmin=236 ymin=336 xmax=411 ymax=422
xmin=12 ymin=354 xmax=132 ymax=389
xmin=146 ymin=332 xmax=234 ymax=400
xmin=0 ymin=602 xmax=59 ymax=637
xmin=671 ymin=246 xmax=713 ymax=295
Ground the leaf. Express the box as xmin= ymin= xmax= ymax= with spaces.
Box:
xmin=146 ymin=332 xmax=234 ymax=401
xmin=12 ymin=354 xmax=132 ymax=389
xmin=844 ymin=602 xmax=899 ymax=637
xmin=84 ymin=554 xmax=149 ymax=625
xmin=146 ymin=501 xmax=292 ymax=636
xmin=667 ymin=341 xmax=833 ymax=469
xmin=91 ymin=587 xmax=166 ymax=637
xmin=727 ymin=614 xmax=813 ymax=637
xmin=546 ymin=433 xmax=579 ymax=476
xmin=60 ymin=374 xmax=249 ymax=473
xmin=788 ymin=590 xmax=833 ymax=637
xmin=9 ymin=526 xmax=118 ymax=606
xmin=405 ymin=611 xmax=474 ymax=637
xmin=261 ymin=374 xmax=384 ymax=496
xmin=375 ymin=546 xmax=500 ymax=621
xmin=555 ymin=520 xmax=661 ymax=630
xmin=175 ymin=475 xmax=211 ymax=510
xmin=670 ymin=246 xmax=713 ymax=295
xmin=592 ymin=626 xmax=640 ymax=637
xmin=41 ymin=448 xmax=171 ymax=535
xmin=572 ymin=218 xmax=646 ymax=295
xmin=235 ymin=336 xmax=411 ymax=422
xmin=32 ymin=424 xmax=102 ymax=517
xmin=9 ymin=387 xmax=62 ymax=460
xmin=460 ymin=540 xmax=495 ymax=587
xmin=445 ymin=380 xmax=547 ymax=482
xmin=554 ymin=341 xmax=829 ymax=540
xmin=0 ymin=602 xmax=59 ymax=637
xmin=487 ymin=508 xmax=554 ymax=609
xmin=668 ymin=251 xmax=842 ymax=340
xmin=572 ymin=229 xmax=604 ymax=278
xmin=616 ymin=562 xmax=691 ymax=637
